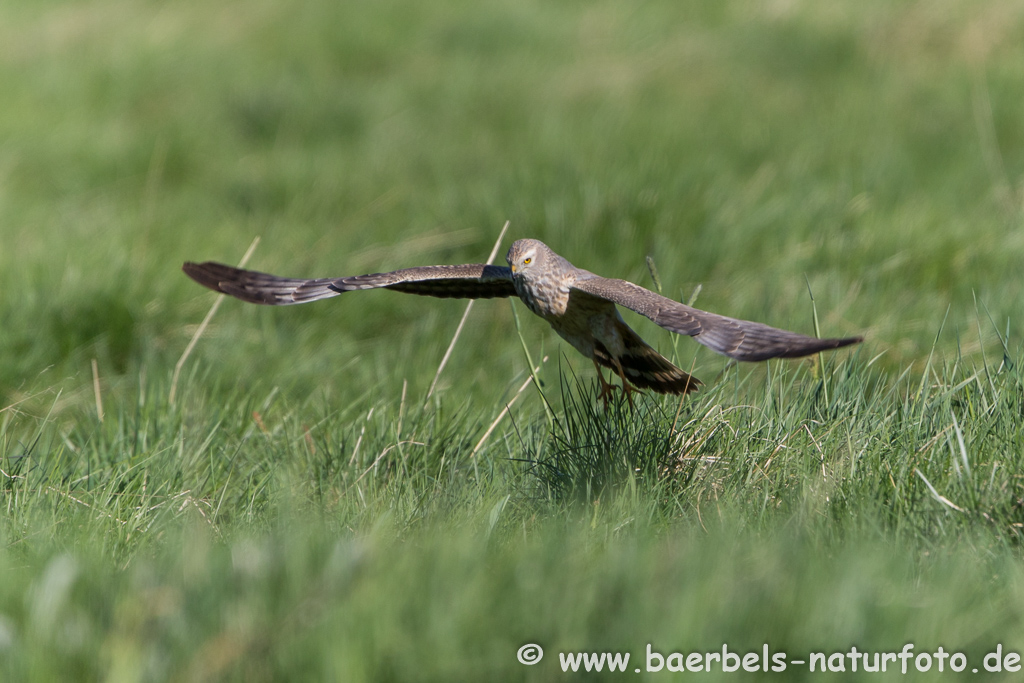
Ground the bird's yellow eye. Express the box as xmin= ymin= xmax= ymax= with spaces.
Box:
xmin=524 ymin=258 xmax=531 ymax=265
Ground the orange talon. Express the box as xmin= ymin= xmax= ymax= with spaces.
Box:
xmin=592 ymin=359 xmax=619 ymax=408
xmin=611 ymin=358 xmax=640 ymax=409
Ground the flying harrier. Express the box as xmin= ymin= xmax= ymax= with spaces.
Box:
xmin=183 ymin=239 xmax=861 ymax=401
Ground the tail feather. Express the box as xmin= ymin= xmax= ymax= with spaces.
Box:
xmin=594 ymin=322 xmax=702 ymax=395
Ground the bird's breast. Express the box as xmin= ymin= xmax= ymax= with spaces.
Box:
xmin=514 ymin=277 xmax=569 ymax=318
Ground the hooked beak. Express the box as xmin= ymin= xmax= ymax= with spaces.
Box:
xmin=510 ymin=264 xmax=517 ymax=273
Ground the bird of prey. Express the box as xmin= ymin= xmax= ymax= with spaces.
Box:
xmin=183 ymin=238 xmax=861 ymax=402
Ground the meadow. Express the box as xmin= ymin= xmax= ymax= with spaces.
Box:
xmin=1 ymin=0 xmax=1024 ymax=680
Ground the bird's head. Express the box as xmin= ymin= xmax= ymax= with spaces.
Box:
xmin=506 ymin=239 xmax=547 ymax=278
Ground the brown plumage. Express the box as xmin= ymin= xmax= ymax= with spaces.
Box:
xmin=183 ymin=238 xmax=861 ymax=399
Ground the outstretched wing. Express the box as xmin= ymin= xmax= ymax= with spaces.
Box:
xmin=182 ymin=261 xmax=516 ymax=305
xmin=570 ymin=276 xmax=861 ymax=362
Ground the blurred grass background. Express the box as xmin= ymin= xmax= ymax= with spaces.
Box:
xmin=1 ymin=0 xmax=1024 ymax=680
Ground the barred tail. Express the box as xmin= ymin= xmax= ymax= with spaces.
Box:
xmin=594 ymin=322 xmax=702 ymax=395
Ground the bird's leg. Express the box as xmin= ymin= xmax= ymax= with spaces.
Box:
xmin=592 ymin=359 xmax=619 ymax=408
xmin=610 ymin=357 xmax=640 ymax=409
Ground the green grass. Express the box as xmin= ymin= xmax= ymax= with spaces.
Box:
xmin=2 ymin=0 xmax=1024 ymax=679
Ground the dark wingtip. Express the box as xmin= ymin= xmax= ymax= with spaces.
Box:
xmin=798 ymin=335 xmax=863 ymax=357
xmin=182 ymin=261 xmax=230 ymax=294
xmin=833 ymin=336 xmax=864 ymax=348
xmin=771 ymin=334 xmax=863 ymax=360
